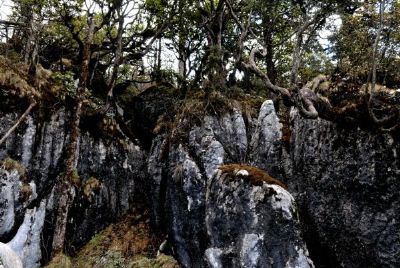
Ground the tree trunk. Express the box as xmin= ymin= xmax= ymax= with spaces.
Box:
xmin=290 ymin=30 xmax=304 ymax=87
xmin=263 ymin=20 xmax=277 ymax=84
xmin=107 ymin=14 xmax=125 ymax=99
xmin=51 ymin=15 xmax=95 ymax=256
xmin=178 ymin=53 xmax=186 ymax=78
xmin=23 ymin=10 xmax=34 ymax=65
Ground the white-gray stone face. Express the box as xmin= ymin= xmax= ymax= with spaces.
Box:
xmin=148 ymin=101 xmax=314 ymax=267
xmin=0 ymin=242 xmax=23 ymax=268
xmin=0 ymin=170 xmax=18 ymax=236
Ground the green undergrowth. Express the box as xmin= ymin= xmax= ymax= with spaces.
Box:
xmin=45 ymin=210 xmax=179 ymax=268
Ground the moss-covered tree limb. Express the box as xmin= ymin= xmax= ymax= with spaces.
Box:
xmin=51 ymin=12 xmax=96 ymax=257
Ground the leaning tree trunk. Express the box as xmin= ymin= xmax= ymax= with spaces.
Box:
xmin=51 ymin=16 xmax=95 ymax=256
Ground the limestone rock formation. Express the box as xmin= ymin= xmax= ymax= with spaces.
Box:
xmin=0 ymin=109 xmax=147 ymax=265
xmin=147 ymin=101 xmax=312 ymax=267
xmin=205 ymin=168 xmax=314 ymax=268
xmin=290 ymin=110 xmax=400 ymax=268
xmin=0 ymin=242 xmax=23 ymax=268
xmin=0 ymin=167 xmax=45 ymax=268
xmin=1 ymin=97 xmax=399 ymax=268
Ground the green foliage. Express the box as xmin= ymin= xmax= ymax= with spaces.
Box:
xmin=301 ymin=49 xmax=335 ymax=82
xmin=330 ymin=1 xmax=400 ymax=85
xmin=118 ymin=85 xmax=140 ymax=105
xmin=145 ymin=0 xmax=164 ymax=13
xmin=51 ymin=71 xmax=76 ymax=100
xmin=331 ymin=13 xmax=372 ymax=77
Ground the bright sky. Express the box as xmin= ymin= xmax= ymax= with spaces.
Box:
xmin=319 ymin=14 xmax=342 ymax=49
xmin=0 ymin=0 xmax=13 ymax=20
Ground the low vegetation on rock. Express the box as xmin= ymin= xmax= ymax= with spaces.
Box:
xmin=219 ymin=164 xmax=288 ymax=190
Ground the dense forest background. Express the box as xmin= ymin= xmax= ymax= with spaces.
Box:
xmin=1 ymin=0 xmax=399 ymax=107
xmin=0 ymin=0 xmax=399 ymax=264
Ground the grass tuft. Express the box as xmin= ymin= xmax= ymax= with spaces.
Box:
xmin=2 ymin=157 xmax=27 ymax=180
xmin=218 ymin=164 xmax=287 ymax=190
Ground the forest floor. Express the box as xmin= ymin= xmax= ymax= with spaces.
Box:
xmin=45 ymin=208 xmax=179 ymax=268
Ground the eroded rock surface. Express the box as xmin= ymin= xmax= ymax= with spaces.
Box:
xmin=0 ymin=242 xmax=23 ymax=268
xmin=205 ymin=169 xmax=314 ymax=268
xmin=0 ymin=110 xmax=147 ymax=265
xmin=290 ymin=110 xmax=400 ymax=268
xmin=0 ymin=167 xmax=45 ymax=268
xmin=2 ymin=97 xmax=398 ymax=268
xmin=148 ymin=101 xmax=311 ymax=267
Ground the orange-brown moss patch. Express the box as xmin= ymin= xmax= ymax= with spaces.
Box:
xmin=218 ymin=164 xmax=288 ymax=190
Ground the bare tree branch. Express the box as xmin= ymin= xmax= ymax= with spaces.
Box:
xmin=243 ymin=48 xmax=291 ymax=98
xmin=0 ymin=101 xmax=36 ymax=147
xmin=367 ymin=0 xmax=399 ymax=128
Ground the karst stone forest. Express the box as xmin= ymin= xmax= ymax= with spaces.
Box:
xmin=0 ymin=0 xmax=399 ymax=267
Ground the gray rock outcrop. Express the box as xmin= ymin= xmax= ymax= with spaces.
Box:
xmin=205 ymin=169 xmax=314 ymax=268
xmin=0 ymin=167 xmax=45 ymax=268
xmin=0 ymin=242 xmax=23 ymax=268
xmin=0 ymin=109 xmax=147 ymax=265
xmin=290 ymin=110 xmax=400 ymax=268
xmin=0 ymin=169 xmax=19 ymax=237
xmin=148 ymin=101 xmax=311 ymax=267
xmin=7 ymin=200 xmax=46 ymax=268
xmin=2 ymin=95 xmax=399 ymax=268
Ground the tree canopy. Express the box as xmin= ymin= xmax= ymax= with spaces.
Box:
xmin=0 ymin=0 xmax=399 ymax=127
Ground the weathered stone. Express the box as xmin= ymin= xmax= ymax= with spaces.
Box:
xmin=0 ymin=169 xmax=19 ymax=237
xmin=249 ymin=100 xmax=284 ymax=177
xmin=290 ymin=110 xmax=400 ymax=268
xmin=164 ymin=144 xmax=206 ymax=267
xmin=0 ymin=109 xmax=147 ymax=264
xmin=2 ymin=96 xmax=398 ymax=268
xmin=8 ymin=200 xmax=46 ymax=268
xmin=0 ymin=242 xmax=23 ymax=268
xmin=205 ymin=170 xmax=314 ymax=268
xmin=148 ymin=101 xmax=312 ymax=267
